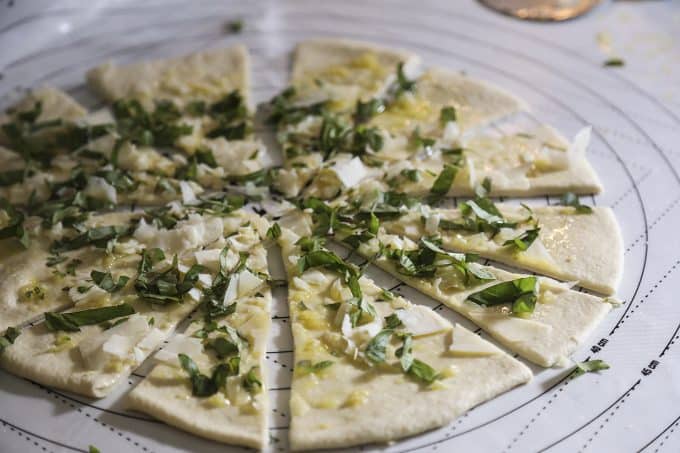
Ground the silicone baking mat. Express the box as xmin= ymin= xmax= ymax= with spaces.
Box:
xmin=1 ymin=1 xmax=679 ymax=452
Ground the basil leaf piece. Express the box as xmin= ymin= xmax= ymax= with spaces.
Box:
xmin=354 ymin=98 xmax=385 ymax=124
xmin=439 ymin=106 xmax=457 ymax=125
xmin=243 ymin=366 xmax=262 ymax=393
xmin=396 ymin=333 xmax=413 ymax=372
xmin=407 ymin=358 xmax=439 ymax=384
xmin=51 ymin=225 xmax=132 ymax=253
xmin=206 ymin=325 xmax=246 ymax=358
xmin=0 ymin=198 xmax=29 ymax=248
xmin=503 ymin=227 xmax=541 ymax=252
xmin=178 ymin=353 xmax=218 ymax=397
xmin=603 ymin=58 xmax=624 ymax=67
xmin=572 ymin=359 xmax=610 ymax=378
xmin=393 ymin=62 xmax=416 ymax=97
xmin=558 ymin=192 xmax=593 ymax=214
xmin=466 ymin=277 xmax=538 ymax=315
xmin=0 ymin=327 xmax=20 ymax=354
xmin=213 ymin=357 xmax=241 ymax=389
xmin=384 ymin=313 xmax=402 ymax=329
xmin=135 ymin=255 xmax=205 ymax=304
xmin=266 ymin=223 xmax=281 ymax=240
xmin=227 ymin=19 xmax=243 ymax=33
xmin=365 ymin=329 xmax=393 ymax=364
xmin=139 ymin=248 xmax=165 ymax=273
xmin=90 ymin=270 xmax=129 ymax=293
xmin=429 ymin=164 xmax=458 ymax=198
xmin=44 ymin=303 xmax=136 ymax=332
xmin=295 ymin=360 xmax=334 ymax=376
xmin=89 ymin=446 xmax=101 ymax=453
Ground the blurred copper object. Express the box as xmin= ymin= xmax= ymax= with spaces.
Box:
xmin=478 ymin=0 xmax=600 ymax=21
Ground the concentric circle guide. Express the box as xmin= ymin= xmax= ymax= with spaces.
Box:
xmin=0 ymin=1 xmax=678 ymax=452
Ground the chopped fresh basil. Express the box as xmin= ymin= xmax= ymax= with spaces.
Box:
xmin=295 ymin=360 xmax=334 ymax=376
xmin=572 ymin=359 xmax=610 ymax=377
xmin=51 ymin=224 xmax=132 ymax=253
xmin=266 ymin=222 xmax=281 ymax=240
xmin=226 ymin=19 xmax=243 ymax=33
xmin=365 ymin=329 xmax=393 ymax=364
xmin=89 ymin=446 xmax=101 ymax=453
xmin=0 ymin=327 xmax=20 ymax=354
xmin=319 ymin=114 xmax=351 ymax=160
xmin=384 ymin=313 xmax=402 ymax=329
xmin=439 ymin=106 xmax=457 ymax=125
xmin=135 ymin=255 xmax=204 ymax=304
xmin=242 ymin=366 xmax=262 ymax=393
xmin=90 ymin=270 xmax=129 ymax=293
xmin=112 ymin=99 xmax=192 ymax=147
xmin=386 ymin=237 xmax=494 ymax=286
xmin=178 ymin=353 xmax=235 ymax=397
xmin=395 ymin=333 xmax=413 ymax=372
xmin=206 ymin=325 xmax=247 ymax=358
xmin=44 ymin=303 xmax=136 ymax=332
xmin=0 ymin=198 xmax=29 ymax=248
xmin=503 ymin=227 xmax=541 ymax=251
xmin=392 ymin=62 xmax=416 ymax=98
xmin=410 ymin=128 xmax=436 ymax=151
xmin=138 ymin=248 xmax=165 ymax=273
xmin=354 ymin=98 xmax=385 ymax=124
xmin=603 ymin=58 xmax=624 ymax=67
xmin=466 ymin=277 xmax=538 ymax=315
xmin=267 ymin=87 xmax=327 ymax=127
xmin=558 ymin=192 xmax=593 ymax=214
xmin=429 ymin=164 xmax=458 ymax=199
xmin=407 ymin=358 xmax=439 ymax=384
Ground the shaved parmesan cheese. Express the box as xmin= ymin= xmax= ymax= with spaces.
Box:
xmin=187 ymin=287 xmax=202 ymax=302
xmin=395 ymin=305 xmax=451 ymax=337
xmin=153 ymin=333 xmax=204 ymax=366
xmin=302 ymin=269 xmax=328 ymax=286
xmin=237 ymin=269 xmax=264 ymax=297
xmin=197 ymin=273 xmax=213 ymax=288
xmin=472 ymin=313 xmax=553 ymax=346
xmin=223 ymin=275 xmax=238 ymax=305
xmin=84 ymin=176 xmax=117 ymax=204
xmin=134 ymin=214 xmax=223 ymax=252
xmin=425 ymin=212 xmax=441 ymax=235
xmin=179 ymin=180 xmax=199 ymax=205
xmin=68 ymin=284 xmax=109 ymax=306
xmin=331 ymin=157 xmax=369 ymax=188
xmin=448 ymin=325 xmax=498 ymax=356
xmin=341 ymin=314 xmax=382 ymax=349
xmin=260 ymin=199 xmax=296 ymax=218
xmin=442 ymin=121 xmax=460 ymax=143
xmin=79 ymin=108 xmax=114 ymax=125
xmin=79 ymin=315 xmax=150 ymax=370
xmin=194 ymin=248 xmax=222 ymax=269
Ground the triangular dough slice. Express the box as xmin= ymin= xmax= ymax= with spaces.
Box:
xmin=127 ymin=243 xmax=271 ymax=449
xmin=382 ymin=203 xmax=623 ymax=295
xmin=277 ymin=226 xmax=531 ymax=450
xmin=340 ymin=226 xmax=613 ymax=367
xmin=0 ymin=208 xmax=268 ymax=397
xmin=87 ymin=45 xmax=250 ymax=107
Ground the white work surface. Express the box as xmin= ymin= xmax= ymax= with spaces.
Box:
xmin=1 ymin=1 xmax=679 ymax=452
